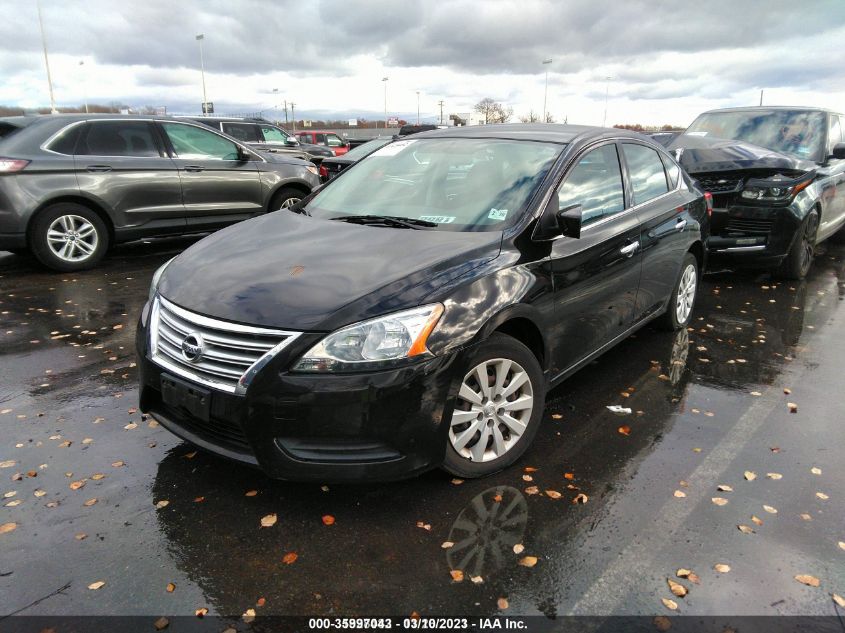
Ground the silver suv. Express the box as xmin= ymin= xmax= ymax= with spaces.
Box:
xmin=0 ymin=114 xmax=319 ymax=271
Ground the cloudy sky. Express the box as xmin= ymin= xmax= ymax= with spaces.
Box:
xmin=1 ymin=0 xmax=844 ymax=127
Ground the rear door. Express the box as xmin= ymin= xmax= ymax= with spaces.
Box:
xmin=549 ymin=142 xmax=643 ymax=377
xmin=622 ymin=142 xmax=692 ymax=321
xmin=73 ymin=120 xmax=185 ymax=233
xmin=158 ymin=121 xmax=262 ymax=229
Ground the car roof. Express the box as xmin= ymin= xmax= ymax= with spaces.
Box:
xmin=699 ymin=106 xmax=840 ymax=115
xmin=412 ymin=123 xmax=651 ymax=145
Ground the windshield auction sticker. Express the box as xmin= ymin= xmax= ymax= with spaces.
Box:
xmin=372 ymin=139 xmax=417 ymax=156
xmin=419 ymin=215 xmax=455 ymax=224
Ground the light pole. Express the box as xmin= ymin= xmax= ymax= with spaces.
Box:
xmin=79 ymin=60 xmax=89 ymax=113
xmin=542 ymin=58 xmax=552 ymax=123
xmin=36 ymin=0 xmax=57 ymax=114
xmin=438 ymin=100 xmax=444 ymax=125
xmin=382 ymin=77 xmax=388 ymax=129
xmin=416 ymin=91 xmax=420 ymax=125
xmin=196 ymin=34 xmax=208 ymax=113
xmin=602 ymin=76 xmax=613 ymax=127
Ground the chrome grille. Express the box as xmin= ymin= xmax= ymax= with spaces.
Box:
xmin=726 ymin=217 xmax=774 ymax=235
xmin=697 ymin=176 xmax=743 ymax=193
xmin=150 ymin=296 xmax=300 ymax=394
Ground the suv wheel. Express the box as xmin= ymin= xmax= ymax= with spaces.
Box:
xmin=442 ymin=333 xmax=545 ymax=478
xmin=777 ymin=210 xmax=818 ymax=280
xmin=270 ymin=187 xmax=304 ymax=212
xmin=30 ymin=203 xmax=109 ymax=272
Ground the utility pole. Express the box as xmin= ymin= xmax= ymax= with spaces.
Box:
xmin=36 ymin=0 xmax=57 ymax=114
xmin=542 ymin=58 xmax=552 ymax=122
xmin=416 ymin=91 xmax=420 ymax=125
xmin=284 ymin=100 xmax=289 ymax=125
xmin=759 ymin=90 xmax=764 ymax=106
xmin=290 ymin=102 xmax=296 ymax=132
xmin=196 ymin=34 xmax=208 ymax=113
xmin=79 ymin=60 xmax=89 ymax=113
xmin=602 ymin=76 xmax=613 ymax=127
xmin=438 ymin=100 xmax=444 ymax=125
xmin=382 ymin=77 xmax=388 ymax=129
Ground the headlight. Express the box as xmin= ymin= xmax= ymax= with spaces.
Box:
xmin=293 ymin=304 xmax=444 ymax=372
xmin=305 ymin=165 xmax=319 ymax=176
xmin=741 ymin=176 xmax=812 ymax=202
xmin=148 ymin=257 xmax=176 ymax=302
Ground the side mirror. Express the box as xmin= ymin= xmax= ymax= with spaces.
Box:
xmin=557 ymin=204 xmax=583 ymax=239
xmin=237 ymin=146 xmax=251 ymax=161
xmin=831 ymin=142 xmax=845 ymax=160
xmin=285 ymin=137 xmax=299 ymax=146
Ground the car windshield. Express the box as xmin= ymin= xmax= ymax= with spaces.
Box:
xmin=304 ymin=138 xmax=563 ymax=232
xmin=342 ymin=137 xmax=394 ymax=160
xmin=685 ymin=110 xmax=825 ymax=161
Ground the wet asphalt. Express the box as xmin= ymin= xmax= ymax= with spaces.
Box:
xmin=1 ymin=238 xmax=844 ymax=619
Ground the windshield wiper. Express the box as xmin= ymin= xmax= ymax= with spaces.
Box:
xmin=330 ymin=215 xmax=437 ymax=229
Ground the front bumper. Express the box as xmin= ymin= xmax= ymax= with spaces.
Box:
xmin=706 ymin=203 xmax=803 ymax=268
xmin=136 ymin=306 xmax=461 ymax=482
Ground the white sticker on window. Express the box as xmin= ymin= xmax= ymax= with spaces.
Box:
xmin=371 ymin=139 xmax=417 ymax=156
xmin=419 ymin=215 xmax=455 ymax=224
xmin=488 ymin=208 xmax=509 ymax=221
xmin=687 ymin=131 xmax=708 ymax=136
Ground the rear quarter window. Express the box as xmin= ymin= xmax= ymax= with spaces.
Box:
xmin=46 ymin=123 xmax=83 ymax=154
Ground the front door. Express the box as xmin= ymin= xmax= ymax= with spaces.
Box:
xmin=158 ymin=121 xmax=262 ymax=229
xmin=549 ymin=142 xmax=643 ymax=378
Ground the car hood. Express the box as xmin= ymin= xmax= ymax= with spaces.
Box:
xmin=157 ymin=212 xmax=502 ymax=332
xmin=666 ymin=134 xmax=816 ymax=175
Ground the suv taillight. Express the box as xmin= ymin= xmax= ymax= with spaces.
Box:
xmin=318 ymin=165 xmax=328 ymax=178
xmin=703 ymin=191 xmax=713 ymax=217
xmin=0 ymin=158 xmax=30 ymax=173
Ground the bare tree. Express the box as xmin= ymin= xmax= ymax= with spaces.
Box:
xmin=544 ymin=112 xmax=555 ymax=123
xmin=474 ymin=98 xmax=513 ymax=124
xmin=519 ymin=110 xmax=540 ymax=123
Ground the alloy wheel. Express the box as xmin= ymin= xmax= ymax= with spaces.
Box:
xmin=46 ymin=215 xmax=99 ymax=263
xmin=675 ymin=263 xmax=697 ymax=324
xmin=800 ymin=214 xmax=818 ymax=276
xmin=449 ymin=358 xmax=534 ymax=463
xmin=278 ymin=197 xmax=301 ymax=210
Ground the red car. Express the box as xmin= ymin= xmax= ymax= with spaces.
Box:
xmin=296 ymin=130 xmax=350 ymax=156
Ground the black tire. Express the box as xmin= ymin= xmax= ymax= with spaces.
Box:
xmin=269 ymin=187 xmax=306 ymax=212
xmin=442 ymin=333 xmax=545 ymax=478
xmin=776 ymin=210 xmax=818 ymax=280
xmin=658 ymin=252 xmax=699 ymax=331
xmin=30 ymin=203 xmax=109 ymax=272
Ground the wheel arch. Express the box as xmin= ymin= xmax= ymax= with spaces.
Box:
xmin=266 ymin=181 xmax=312 ymax=212
xmin=26 ymin=195 xmax=115 ymax=248
xmin=476 ymin=306 xmax=549 ymax=373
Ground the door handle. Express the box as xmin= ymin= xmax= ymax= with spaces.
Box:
xmin=620 ymin=241 xmax=639 ymax=257
xmin=86 ymin=165 xmax=112 ymax=173
xmin=184 ymin=165 xmax=205 ymax=172
xmin=676 ymin=218 xmax=688 ymax=231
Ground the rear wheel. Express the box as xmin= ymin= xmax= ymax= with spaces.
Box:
xmin=442 ymin=333 xmax=544 ymax=478
xmin=659 ymin=253 xmax=699 ymax=331
xmin=269 ymin=187 xmax=305 ymax=212
xmin=30 ymin=203 xmax=109 ymax=272
xmin=776 ymin=210 xmax=818 ymax=280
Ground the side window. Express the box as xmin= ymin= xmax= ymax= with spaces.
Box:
xmin=47 ymin=123 xmax=83 ymax=155
xmin=326 ymin=134 xmax=344 ymax=147
xmin=77 ymin=121 xmax=160 ymax=157
xmin=661 ymin=154 xmax=681 ymax=189
xmin=315 ymin=133 xmax=327 ymax=145
xmin=260 ymin=125 xmax=288 ymax=142
xmin=297 ymin=133 xmax=309 ymax=143
xmin=828 ymin=115 xmax=842 ymax=154
xmin=557 ymin=144 xmax=625 ymax=226
xmin=161 ymin=123 xmax=240 ymax=160
xmin=221 ymin=123 xmax=261 ymax=143
xmin=623 ymin=143 xmax=669 ymax=204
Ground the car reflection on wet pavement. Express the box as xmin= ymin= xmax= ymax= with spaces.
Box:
xmin=1 ymin=239 xmax=844 ymax=618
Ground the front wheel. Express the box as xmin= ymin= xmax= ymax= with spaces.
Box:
xmin=269 ymin=187 xmax=305 ymax=212
xmin=659 ymin=252 xmax=699 ymax=331
xmin=30 ymin=203 xmax=109 ymax=272
xmin=776 ymin=210 xmax=818 ymax=280
xmin=442 ymin=333 xmax=545 ymax=478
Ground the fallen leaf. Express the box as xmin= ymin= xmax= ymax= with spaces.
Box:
xmin=497 ymin=597 xmax=509 ymax=610
xmin=787 ymin=402 xmax=798 ymax=413
xmin=794 ymin=574 xmax=820 ymax=587
xmin=441 ymin=541 xmax=455 ymax=549
xmin=451 ymin=478 xmax=464 ymax=485
xmin=524 ymin=466 xmax=538 ymax=473
xmin=153 ymin=616 xmax=169 ymax=630
xmin=811 ymin=467 xmax=822 ymax=475
xmin=801 ymin=514 xmax=812 ymax=521
xmin=193 ymin=496 xmax=204 ymax=503
xmin=653 ymin=615 xmax=672 ymax=632
xmin=524 ymin=486 xmax=539 ymax=495
xmin=674 ymin=490 xmax=686 ymax=498
xmin=750 ymin=391 xmax=762 ymax=397
xmin=245 ymin=490 xmax=258 ymax=497
xmin=744 ymin=471 xmax=757 ymax=481
xmin=243 ymin=608 xmax=256 ymax=622
xmin=676 ymin=568 xmax=692 ymax=578
xmin=111 ymin=461 xmax=124 ymax=467
xmin=763 ymin=505 xmax=778 ymax=514
xmin=256 ymin=597 xmax=266 ymax=607
xmin=767 ymin=473 xmax=783 ymax=480
xmin=712 ymin=497 xmax=729 ymax=506
xmin=282 ymin=552 xmax=298 ymax=565
xmin=69 ymin=480 xmax=85 ymax=490
xmin=572 ymin=493 xmax=589 ymax=504
xmin=414 ymin=520 xmax=429 ymax=530
xmin=493 ymin=494 xmax=502 ymax=502
xmin=88 ymin=581 xmax=106 ymax=590
xmin=5 ymin=499 xmax=21 ymax=507
xmin=816 ymin=492 xmax=829 ymax=500
xmin=0 ymin=460 xmax=16 ymax=469
xmin=75 ymin=533 xmax=87 ymax=540
xmin=123 ymin=423 xmax=137 ymax=430
xmin=661 ymin=598 xmax=678 ymax=611
xmin=618 ymin=425 xmax=631 ymax=436
xmin=833 ymin=594 xmax=845 ymax=608
xmin=564 ymin=472 xmax=575 ymax=480
xmin=0 ymin=522 xmax=17 ymax=534
xmin=260 ymin=513 xmax=277 ymax=527
xmin=33 ymin=489 xmax=46 ymax=497
xmin=522 ymin=474 xmax=533 ymax=482
xmin=518 ymin=556 xmax=538 ymax=568
xmin=751 ymin=516 xmax=764 ymax=526
xmin=717 ymin=485 xmax=733 ymax=492
xmin=667 ymin=578 xmax=688 ymax=597
xmin=184 ymin=451 xmax=197 ymax=459
xmin=783 ymin=388 xmax=792 ymax=394
xmin=155 ymin=500 xmax=169 ymax=509
xmin=166 ymin=583 xmax=175 ymax=593
xmin=545 ymin=490 xmax=562 ymax=499
xmin=737 ymin=524 xmax=755 ymax=534
xmin=714 ymin=564 xmax=731 ymax=573
xmin=606 ymin=405 xmax=632 ymax=415
xmin=450 ymin=569 xmax=464 ymax=582
xmin=838 ymin=541 xmax=845 ymax=551
xmin=195 ymin=608 xmax=208 ymax=617
xmin=513 ymin=543 xmax=524 ymax=554
xmin=470 ymin=575 xmax=483 ymax=584
xmin=91 ymin=473 xmax=105 ymax=481
xmin=551 ymin=413 xmax=563 ymax=419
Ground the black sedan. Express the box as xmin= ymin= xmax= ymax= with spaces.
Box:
xmin=137 ymin=124 xmax=709 ymax=481
xmin=667 ymin=106 xmax=845 ymax=279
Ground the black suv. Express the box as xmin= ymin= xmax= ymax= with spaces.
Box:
xmin=188 ymin=117 xmax=334 ymax=165
xmin=0 ymin=114 xmax=320 ymax=271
